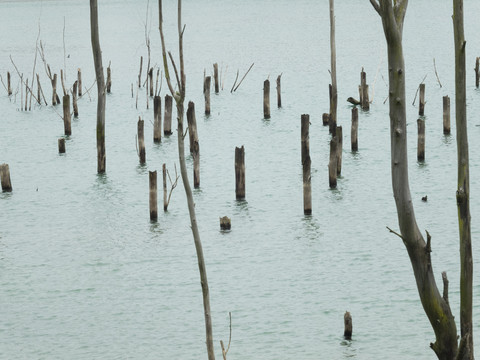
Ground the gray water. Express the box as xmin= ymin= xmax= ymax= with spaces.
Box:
xmin=1 ymin=0 xmax=480 ymax=359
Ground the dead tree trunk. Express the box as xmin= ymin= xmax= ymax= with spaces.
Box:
xmin=417 ymin=118 xmax=425 ymax=162
xmin=0 ymin=164 xmax=12 ymax=192
xmin=58 ymin=138 xmax=66 ymax=153
xmin=187 ymin=101 xmax=199 ymax=154
xmin=149 ymin=67 xmax=154 ymax=97
xmin=213 ymin=63 xmax=219 ymax=93
xmin=329 ymin=0 xmax=338 ymax=129
xmin=276 ymin=74 xmax=282 ymax=108
xmin=77 ymin=68 xmax=82 ymax=97
xmin=52 ymin=73 xmax=58 ymax=105
xmin=106 ymin=63 xmax=112 ymax=93
xmin=163 ymin=163 xmax=168 ymax=211
xmin=351 ymin=107 xmax=358 ymax=151
xmin=370 ymin=1 xmax=458 ymax=358
xmin=159 ymin=1 xmax=215 ymax=358
xmin=7 ymin=71 xmax=12 ymax=96
xmin=359 ymin=68 xmax=369 ymax=110
xmin=329 ymin=137 xmax=337 ymax=189
xmin=204 ymin=76 xmax=211 ymax=115
xmin=301 ymin=114 xmax=311 ymax=215
xmin=454 ymin=0 xmax=474 ymax=357
xmin=235 ymin=146 xmax=245 ymax=200
xmin=336 ymin=126 xmax=343 ymax=175
xmin=164 ymin=94 xmax=173 ymax=135
xmin=149 ymin=170 xmax=158 ymax=221
xmin=344 ymin=311 xmax=352 ymax=340
xmin=475 ymin=57 xmax=479 ymax=89
xmin=138 ymin=117 xmax=146 ymax=164
xmin=72 ymin=81 xmax=79 ymax=117
xmin=419 ymin=83 xmax=425 ymax=116
xmin=63 ymin=94 xmax=71 ymax=136
xmin=90 ymin=0 xmax=106 ymax=173
xmin=443 ymin=95 xmax=450 ymax=135
xmin=263 ymin=79 xmax=270 ymax=119
xmin=154 ymin=95 xmax=162 ymax=143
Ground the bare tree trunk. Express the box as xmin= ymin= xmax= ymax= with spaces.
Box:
xmin=90 ymin=0 xmax=106 ymax=173
xmin=370 ymin=1 xmax=458 ymax=358
xmin=159 ymin=1 xmax=215 ymax=359
xmin=329 ymin=0 xmax=337 ymax=128
xmin=453 ymin=1 xmax=474 ymax=358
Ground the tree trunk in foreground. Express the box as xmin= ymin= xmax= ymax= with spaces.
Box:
xmin=90 ymin=0 xmax=106 ymax=173
xmin=370 ymin=1 xmax=458 ymax=358
xmin=453 ymin=0 xmax=474 ymax=358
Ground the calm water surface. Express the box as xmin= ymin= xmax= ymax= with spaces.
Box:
xmin=1 ymin=1 xmax=480 ymax=359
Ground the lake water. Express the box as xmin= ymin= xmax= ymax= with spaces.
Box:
xmin=2 ymin=0 xmax=480 ymax=359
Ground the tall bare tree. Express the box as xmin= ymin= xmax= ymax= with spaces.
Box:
xmin=158 ymin=1 xmax=215 ymax=359
xmin=90 ymin=0 xmax=106 ymax=173
xmin=370 ymin=1 xmax=459 ymax=358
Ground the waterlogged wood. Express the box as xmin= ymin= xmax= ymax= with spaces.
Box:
xmin=336 ymin=126 xmax=343 ymax=175
xmin=344 ymin=311 xmax=352 ymax=340
xmin=204 ymin=76 xmax=211 ymax=115
xmin=58 ymin=138 xmax=66 ymax=153
xmin=360 ymin=69 xmax=369 ymax=110
xmin=187 ymin=101 xmax=198 ymax=154
xmin=443 ymin=95 xmax=450 ymax=135
xmin=213 ymin=63 xmax=219 ymax=93
xmin=153 ymin=95 xmax=162 ymax=143
xmin=329 ymin=84 xmax=337 ymax=136
xmin=417 ymin=119 xmax=425 ymax=162
xmin=301 ymin=114 xmax=311 ymax=215
xmin=475 ymin=57 xmax=479 ymax=88
xmin=7 ymin=71 xmax=12 ymax=96
xmin=419 ymin=83 xmax=425 ymax=116
xmin=164 ymin=94 xmax=173 ymax=135
xmin=52 ymin=73 xmax=58 ymax=105
xmin=72 ymin=81 xmax=79 ymax=117
xmin=149 ymin=170 xmax=158 ymax=221
xmin=220 ymin=216 xmax=231 ymax=230
xmin=137 ymin=117 xmax=146 ymax=164
xmin=193 ymin=140 xmax=200 ymax=188
xmin=263 ymin=79 xmax=270 ymax=119
xmin=235 ymin=146 xmax=245 ymax=200
xmin=0 ymin=164 xmax=12 ymax=192
xmin=149 ymin=67 xmax=154 ymax=97
xmin=329 ymin=137 xmax=337 ymax=189
xmin=162 ymin=163 xmax=168 ymax=211
xmin=322 ymin=113 xmax=330 ymax=126
xmin=77 ymin=68 xmax=82 ymax=97
xmin=276 ymin=74 xmax=282 ymax=108
xmin=63 ymin=94 xmax=71 ymax=136
xmin=351 ymin=107 xmax=358 ymax=151
xmin=106 ymin=64 xmax=112 ymax=93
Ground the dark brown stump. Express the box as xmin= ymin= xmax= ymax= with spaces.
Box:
xmin=77 ymin=68 xmax=82 ymax=97
xmin=213 ymin=63 xmax=219 ymax=93
xmin=138 ymin=117 xmax=146 ymax=164
xmin=162 ymin=163 xmax=168 ymax=211
xmin=329 ymin=85 xmax=337 ymax=135
xmin=149 ymin=170 xmax=158 ymax=221
xmin=336 ymin=126 xmax=343 ymax=175
xmin=52 ymin=73 xmax=58 ymax=105
xmin=417 ymin=118 xmax=425 ymax=162
xmin=58 ymin=138 xmax=66 ymax=153
xmin=322 ymin=113 xmax=330 ymax=126
xmin=443 ymin=95 xmax=451 ymax=135
xmin=7 ymin=71 xmax=12 ymax=96
xmin=351 ymin=107 xmax=358 ymax=151
xmin=329 ymin=137 xmax=337 ymax=189
xmin=106 ymin=64 xmax=112 ymax=93
xmin=72 ymin=81 xmax=79 ymax=117
xmin=138 ymin=56 xmax=143 ymax=88
xmin=220 ymin=216 xmax=231 ymax=230
xmin=148 ymin=67 xmax=154 ymax=97
xmin=419 ymin=83 xmax=425 ymax=116
xmin=360 ymin=68 xmax=369 ymax=110
xmin=164 ymin=94 xmax=173 ymax=135
xmin=0 ymin=164 xmax=12 ymax=192
xmin=344 ymin=311 xmax=352 ymax=340
xmin=187 ymin=101 xmax=198 ymax=154
xmin=301 ymin=114 xmax=312 ymax=215
xmin=153 ymin=95 xmax=162 ymax=143
xmin=263 ymin=79 xmax=270 ymax=119
xmin=63 ymin=95 xmax=71 ymax=136
xmin=475 ymin=57 xmax=479 ymax=88
xmin=276 ymin=74 xmax=282 ymax=108
xmin=193 ymin=140 xmax=200 ymax=189
xmin=204 ymin=76 xmax=211 ymax=115
xmin=235 ymin=146 xmax=245 ymax=200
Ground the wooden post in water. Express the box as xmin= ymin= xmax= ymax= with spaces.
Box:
xmin=329 ymin=137 xmax=337 ymax=188
xmin=58 ymin=138 xmax=66 ymax=153
xmin=329 ymin=84 xmax=337 ymax=135
xmin=417 ymin=118 xmax=425 ymax=162
xmin=149 ymin=68 xmax=154 ymax=97
xmin=213 ymin=63 xmax=219 ymax=93
xmin=419 ymin=83 xmax=426 ymax=116
xmin=72 ymin=81 xmax=79 ymax=117
xmin=351 ymin=107 xmax=358 ymax=151
xmin=235 ymin=146 xmax=245 ymax=200
xmin=7 ymin=72 xmax=12 ymax=96
xmin=149 ymin=170 xmax=158 ymax=221
xmin=322 ymin=113 xmax=330 ymax=126
xmin=344 ymin=311 xmax=352 ymax=340
xmin=153 ymin=95 xmax=162 ymax=143
xmin=276 ymin=74 xmax=282 ymax=108
xmin=52 ymin=73 xmax=58 ymax=105
xmin=336 ymin=126 xmax=343 ymax=175
xmin=36 ymin=74 xmax=41 ymax=104
xmin=1 ymin=164 xmax=12 ymax=192
xmin=77 ymin=68 xmax=82 ymax=97
xmin=162 ymin=163 xmax=168 ymax=211
xmin=138 ymin=56 xmax=143 ymax=88
xmin=164 ymin=94 xmax=173 ymax=135
xmin=301 ymin=114 xmax=312 ymax=215
xmin=359 ymin=68 xmax=369 ymax=110
xmin=204 ymin=76 xmax=211 ymax=115
xmin=24 ymin=78 xmax=29 ymax=111
xmin=63 ymin=94 xmax=71 ymax=136
xmin=263 ymin=79 xmax=270 ymax=119
xmin=106 ymin=63 xmax=112 ymax=93
xmin=138 ymin=117 xmax=146 ymax=164
xmin=475 ymin=57 xmax=479 ymax=88
xmin=193 ymin=140 xmax=200 ymax=188
xmin=443 ymin=95 xmax=451 ymax=135
xmin=220 ymin=216 xmax=231 ymax=230
xmin=187 ymin=101 xmax=198 ymax=154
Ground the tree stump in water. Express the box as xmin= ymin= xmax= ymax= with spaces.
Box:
xmin=417 ymin=118 xmax=425 ymax=162
xmin=351 ymin=107 xmax=358 ymax=151
xmin=443 ymin=95 xmax=450 ymax=135
xmin=419 ymin=83 xmax=426 ymax=116
xmin=58 ymin=138 xmax=66 ymax=153
xmin=344 ymin=311 xmax=352 ymax=340
xmin=235 ymin=146 xmax=245 ymax=200
xmin=329 ymin=138 xmax=337 ymax=189
xmin=276 ymin=74 xmax=282 ymax=108
xmin=138 ymin=117 xmax=146 ymax=164
xmin=153 ymin=95 xmax=162 ymax=143
xmin=149 ymin=170 xmax=158 ymax=221
xmin=164 ymin=94 xmax=173 ymax=135
xmin=0 ymin=164 xmax=12 ymax=192
xmin=63 ymin=95 xmax=71 ymax=136
xmin=322 ymin=113 xmax=330 ymax=126
xmin=204 ymin=76 xmax=211 ymax=115
xmin=263 ymin=79 xmax=270 ymax=119
xmin=336 ymin=126 xmax=343 ymax=175
xmin=213 ymin=63 xmax=219 ymax=93
xmin=220 ymin=216 xmax=231 ymax=230
xmin=301 ymin=114 xmax=312 ymax=215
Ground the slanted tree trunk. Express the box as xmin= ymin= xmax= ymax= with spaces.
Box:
xmin=453 ymin=0 xmax=474 ymax=358
xmin=370 ymin=1 xmax=458 ymax=358
xmin=90 ymin=0 xmax=106 ymax=173
xmin=159 ymin=1 xmax=215 ymax=359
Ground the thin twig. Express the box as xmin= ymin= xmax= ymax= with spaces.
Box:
xmin=230 ymin=69 xmax=239 ymax=93
xmin=386 ymin=226 xmax=404 ymax=240
xmin=412 ymin=74 xmax=427 ymax=106
xmin=233 ymin=62 xmax=254 ymax=92
xmin=433 ymin=58 xmax=442 ymax=88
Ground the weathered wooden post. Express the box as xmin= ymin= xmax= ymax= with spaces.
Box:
xmin=138 ymin=117 xmax=146 ymax=164
xmin=52 ymin=73 xmax=58 ymax=105
xmin=193 ymin=140 xmax=200 ymax=188
xmin=153 ymin=95 xmax=162 ymax=143
xmin=235 ymin=146 xmax=245 ymax=200
xmin=164 ymin=94 xmax=173 ymax=135
xmin=0 ymin=164 xmax=12 ymax=192
xmin=336 ymin=126 xmax=343 ymax=175
xmin=443 ymin=95 xmax=451 ymax=135
xmin=63 ymin=94 xmax=71 ymax=136
xmin=220 ymin=216 xmax=231 ymax=230
xmin=187 ymin=101 xmax=198 ymax=154
xmin=149 ymin=67 xmax=154 ymax=97
xmin=138 ymin=56 xmax=143 ymax=88
xmin=329 ymin=85 xmax=337 ymax=135
xmin=58 ymin=138 xmax=66 ymax=153
xmin=419 ymin=83 xmax=425 ymax=116
xmin=106 ymin=63 xmax=112 ymax=93
xmin=359 ymin=68 xmax=369 ymax=110
xmin=77 ymin=68 xmax=82 ymax=97
xmin=162 ymin=163 xmax=167 ymax=211
xmin=149 ymin=170 xmax=158 ymax=221
xmin=72 ymin=81 xmax=79 ymax=117
xmin=344 ymin=311 xmax=352 ymax=340
xmin=263 ymin=79 xmax=270 ymax=119
xmin=475 ymin=57 xmax=479 ymax=88
xmin=329 ymin=137 xmax=337 ymax=189
xmin=301 ymin=114 xmax=312 ymax=215
xmin=351 ymin=107 xmax=358 ymax=151
xmin=7 ymin=71 xmax=12 ymax=96
xmin=213 ymin=63 xmax=219 ymax=93
xmin=276 ymin=74 xmax=282 ymax=108
xmin=322 ymin=113 xmax=330 ymax=126
xmin=204 ymin=76 xmax=211 ymax=115
xmin=417 ymin=118 xmax=425 ymax=162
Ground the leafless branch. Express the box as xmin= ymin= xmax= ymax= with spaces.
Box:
xmin=370 ymin=0 xmax=380 ymax=14
xmin=233 ymin=62 xmax=254 ymax=92
xmin=433 ymin=58 xmax=442 ymax=88
xmin=386 ymin=226 xmax=404 ymax=240
xmin=230 ymin=69 xmax=239 ymax=93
